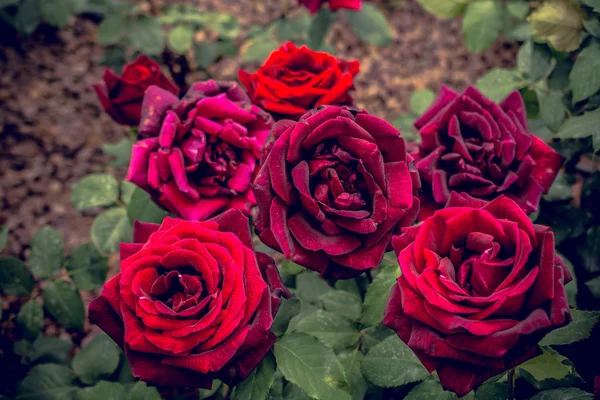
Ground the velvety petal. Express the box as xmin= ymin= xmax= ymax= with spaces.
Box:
xmin=209 ymin=208 xmax=253 ymax=249
xmin=139 ymin=86 xmax=179 ymax=137
xmin=288 ymin=212 xmax=361 ymax=256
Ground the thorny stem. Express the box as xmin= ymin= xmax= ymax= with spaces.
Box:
xmin=507 ymin=368 xmax=516 ymax=400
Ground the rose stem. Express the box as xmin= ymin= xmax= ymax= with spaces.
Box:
xmin=507 ymin=368 xmax=516 ymax=400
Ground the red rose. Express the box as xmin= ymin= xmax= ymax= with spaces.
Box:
xmin=413 ymin=86 xmax=563 ymax=217
xmin=127 ymin=80 xmax=272 ymax=221
xmin=238 ymin=42 xmax=359 ymax=121
xmin=383 ymin=192 xmax=572 ymax=396
xmin=253 ymin=106 xmax=420 ymax=279
xmin=94 ymin=55 xmax=180 ymax=126
xmin=88 ymin=209 xmax=290 ymax=388
xmin=298 ymin=0 xmax=362 ymax=13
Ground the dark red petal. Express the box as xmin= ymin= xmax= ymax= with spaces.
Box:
xmin=139 ymin=86 xmax=179 ymax=137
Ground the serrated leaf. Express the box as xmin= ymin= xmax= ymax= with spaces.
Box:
xmin=410 ymin=89 xmax=435 ymax=115
xmin=102 ymin=138 xmax=132 ymax=167
xmin=529 ymin=387 xmax=593 ymax=400
xmin=28 ymin=336 xmax=73 ymax=365
xmin=17 ymin=363 xmax=75 ymax=400
xmin=528 ymin=0 xmax=584 ymax=52
xmin=344 ymin=4 xmax=394 ymax=47
xmin=583 ymin=18 xmax=600 ymax=37
xmin=475 ymin=68 xmax=524 ymax=102
xmin=75 ymin=381 xmax=127 ymax=400
xmin=569 ymin=42 xmax=600 ymax=103
xmin=282 ymin=259 xmax=305 ymax=276
xmin=294 ymin=310 xmax=360 ymax=350
xmin=127 ymin=187 xmax=169 ymax=224
xmin=130 ymin=17 xmax=165 ymax=56
xmin=474 ymin=382 xmax=508 ymax=400
xmin=92 ymin=207 xmax=133 ymax=254
xmin=416 ymin=0 xmax=468 ymax=19
xmin=0 ymin=225 xmax=8 ymax=252
xmin=309 ymin=7 xmax=335 ymax=49
xmin=0 ymin=257 xmax=34 ymax=296
xmin=71 ymin=174 xmax=119 ymax=210
xmin=405 ymin=378 xmax=458 ymax=400
xmin=362 ymin=335 xmax=429 ymax=388
xmin=540 ymin=91 xmax=566 ymax=133
xmin=517 ymin=41 xmax=553 ymax=83
xmin=97 ymin=13 xmax=128 ymax=46
xmin=540 ymin=309 xmax=600 ymax=345
xmin=72 ymin=334 xmax=121 ymax=385
xmin=504 ymin=21 xmax=534 ymax=41
xmin=29 ymin=226 xmax=64 ymax=279
xmin=195 ymin=42 xmax=218 ymax=68
xmin=361 ymin=261 xmax=400 ymax=326
xmin=462 ymin=1 xmax=504 ymax=53
xmin=295 ymin=271 xmax=332 ymax=304
xmin=518 ymin=348 xmax=571 ymax=381
xmin=338 ymin=351 xmax=368 ymax=400
xmin=319 ymin=291 xmax=362 ymax=321
xmin=17 ymin=299 xmax=44 ymax=341
xmin=65 ymin=243 xmax=108 ymax=291
xmin=232 ymin=353 xmax=275 ymax=400
xmin=43 ymin=280 xmax=85 ymax=330
xmin=544 ymin=171 xmax=571 ymax=201
xmin=554 ymin=108 xmax=600 ymax=150
xmin=168 ymin=24 xmax=194 ymax=54
xmin=274 ymin=333 xmax=351 ymax=400
xmin=39 ymin=0 xmax=76 ymax=28
xmin=128 ymin=381 xmax=161 ymax=400
xmin=272 ymin=296 xmax=301 ymax=336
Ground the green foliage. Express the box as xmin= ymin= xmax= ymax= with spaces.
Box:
xmin=343 ymin=4 xmax=394 ymax=47
xmin=65 ymin=243 xmax=108 ymax=291
xmin=17 ymin=363 xmax=76 ymax=400
xmin=0 ymin=256 xmax=34 ymax=296
xmin=462 ymin=1 xmax=504 ymax=53
xmin=569 ymin=42 xmax=600 ymax=103
xmin=17 ymin=299 xmax=44 ymax=341
xmin=475 ymin=68 xmax=525 ymax=102
xmin=0 ymin=225 xmax=8 ymax=252
xmin=75 ymin=381 xmax=127 ymax=400
xmin=72 ymin=334 xmax=121 ymax=385
xmin=42 ymin=280 xmax=85 ymax=331
xmin=29 ymin=226 xmax=64 ymax=279
xmin=319 ymin=290 xmax=362 ymax=321
xmin=71 ymin=174 xmax=119 ymax=211
xmin=529 ymin=387 xmax=593 ymax=399
xmin=528 ymin=0 xmax=583 ymax=52
xmin=92 ymin=207 xmax=133 ymax=254
xmin=540 ymin=310 xmax=600 ymax=345
xmin=405 ymin=378 xmax=457 ymax=400
xmin=361 ymin=260 xmax=400 ymax=326
xmin=293 ymin=310 xmax=361 ymax=350
xmin=232 ymin=353 xmax=276 ymax=400
xmin=309 ymin=8 xmax=336 ymax=49
xmin=102 ymin=139 xmax=133 ymax=168
xmin=416 ymin=0 xmax=468 ymax=19
xmin=126 ymin=187 xmax=169 ymax=224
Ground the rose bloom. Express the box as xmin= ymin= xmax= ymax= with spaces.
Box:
xmin=383 ymin=192 xmax=572 ymax=396
xmin=238 ymin=42 xmax=359 ymax=121
xmin=253 ymin=106 xmax=420 ymax=279
xmin=94 ymin=55 xmax=179 ymax=126
xmin=298 ymin=0 xmax=362 ymax=13
xmin=89 ymin=209 xmax=290 ymax=388
xmin=414 ymin=86 xmax=563 ymax=217
xmin=127 ymin=80 xmax=272 ymax=221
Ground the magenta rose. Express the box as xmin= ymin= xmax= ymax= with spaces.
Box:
xmin=383 ymin=192 xmax=572 ymax=396
xmin=94 ymin=55 xmax=180 ymax=126
xmin=127 ymin=80 xmax=273 ymax=221
xmin=89 ymin=209 xmax=290 ymax=388
xmin=414 ymin=86 xmax=564 ymax=215
xmin=299 ymin=0 xmax=362 ymax=14
xmin=253 ymin=106 xmax=420 ymax=279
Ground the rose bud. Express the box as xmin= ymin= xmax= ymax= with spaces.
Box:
xmin=414 ymin=86 xmax=564 ymax=217
xmin=126 ymin=80 xmax=273 ymax=221
xmin=253 ymin=105 xmax=420 ymax=279
xmin=298 ymin=0 xmax=362 ymax=13
xmin=238 ymin=42 xmax=359 ymax=121
xmin=383 ymin=192 xmax=572 ymax=396
xmin=93 ymin=55 xmax=180 ymax=126
xmin=89 ymin=209 xmax=291 ymax=388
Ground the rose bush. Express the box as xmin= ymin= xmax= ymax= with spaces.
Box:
xmin=94 ymin=55 xmax=180 ymax=126
xmin=413 ymin=86 xmax=563 ymax=217
xmin=238 ymin=42 xmax=359 ymax=121
xmin=127 ymin=80 xmax=272 ymax=221
xmin=298 ymin=0 xmax=362 ymax=13
xmin=253 ymin=105 xmax=420 ymax=279
xmin=88 ymin=209 xmax=290 ymax=388
xmin=383 ymin=192 xmax=572 ymax=396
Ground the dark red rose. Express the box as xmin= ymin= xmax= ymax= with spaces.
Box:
xmin=88 ymin=209 xmax=290 ymax=388
xmin=298 ymin=0 xmax=362 ymax=13
xmin=413 ymin=86 xmax=563 ymax=217
xmin=383 ymin=192 xmax=572 ymax=396
xmin=127 ymin=80 xmax=273 ymax=221
xmin=238 ymin=42 xmax=359 ymax=121
xmin=253 ymin=105 xmax=420 ymax=279
xmin=94 ymin=55 xmax=179 ymax=126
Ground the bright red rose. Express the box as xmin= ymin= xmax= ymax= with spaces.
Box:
xmin=383 ymin=192 xmax=572 ymax=396
xmin=127 ymin=80 xmax=273 ymax=221
xmin=88 ymin=209 xmax=290 ymax=388
xmin=413 ymin=86 xmax=563 ymax=217
xmin=93 ymin=55 xmax=179 ymax=126
xmin=238 ymin=42 xmax=359 ymax=121
xmin=298 ymin=0 xmax=362 ymax=13
xmin=253 ymin=106 xmax=420 ymax=279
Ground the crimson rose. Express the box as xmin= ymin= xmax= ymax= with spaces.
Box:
xmin=127 ymin=80 xmax=272 ymax=221
xmin=94 ymin=55 xmax=179 ymax=126
xmin=298 ymin=0 xmax=362 ymax=13
xmin=383 ymin=192 xmax=572 ymax=396
xmin=238 ymin=42 xmax=359 ymax=121
xmin=253 ymin=106 xmax=420 ymax=279
xmin=413 ymin=86 xmax=563 ymax=216
xmin=89 ymin=209 xmax=290 ymax=388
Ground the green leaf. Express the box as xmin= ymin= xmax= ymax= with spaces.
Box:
xmin=71 ymin=174 xmax=119 ymax=210
xmin=334 ymin=279 xmax=361 ymax=297
xmin=529 ymin=387 xmax=593 ymax=400
xmin=17 ymin=363 xmax=75 ymax=400
xmin=474 ymin=382 xmax=508 ymax=400
xmin=199 ymin=380 xmax=222 ymax=399
xmin=272 ymin=296 xmax=301 ymax=336
xmin=540 ymin=91 xmax=566 ymax=133
xmin=168 ymin=24 xmax=194 ymax=54
xmin=504 ymin=21 xmax=534 ymax=41
xmin=540 ymin=309 xmax=600 ymax=345
xmin=275 ymin=12 xmax=311 ymax=42
xmin=206 ymin=13 xmax=240 ymax=39
xmin=127 ymin=187 xmax=169 ymax=224
xmin=39 ymin=0 xmax=76 ymax=28
xmin=583 ymin=18 xmax=600 ymax=37
xmin=506 ymin=2 xmax=530 ymax=19
xmin=65 ymin=243 xmax=108 ymax=291
xmin=344 ymin=3 xmax=394 ymax=47
xmin=580 ymin=0 xmax=600 ymax=11
xmin=569 ymin=42 xmax=600 ymax=103
xmin=128 ymin=382 xmax=161 ymax=400
xmin=97 ymin=13 xmax=128 ymax=46
xmin=319 ymin=291 xmax=362 ymax=321
xmin=585 ymin=275 xmax=600 ymax=298
xmin=410 ymin=89 xmax=435 ymax=115
xmin=361 ymin=261 xmax=400 ymax=326
xmin=120 ymin=181 xmax=136 ymax=206
xmin=294 ymin=310 xmax=361 ymax=351
xmin=282 ymin=259 xmax=305 ymax=276
xmin=0 ymin=0 xmax=19 ymax=7
xmin=102 ymin=138 xmax=132 ymax=167
xmin=295 ymin=271 xmax=332 ymax=304
xmin=475 ymin=68 xmax=524 ymax=102
xmin=130 ymin=17 xmax=165 ymax=56
xmin=416 ymin=0 xmax=468 ymax=19
xmin=195 ymin=42 xmax=218 ymax=68
xmin=274 ymin=333 xmax=351 ymax=400
xmin=17 ymin=300 xmax=44 ymax=341
xmin=75 ymin=381 xmax=127 ymax=400
xmin=518 ymin=348 xmax=571 ymax=381
xmin=92 ymin=207 xmax=133 ymax=254
xmin=42 ymin=280 xmax=85 ymax=330
xmin=29 ymin=226 xmax=64 ymax=279
xmin=554 ymin=108 xmax=600 ymax=152
xmin=232 ymin=353 xmax=275 ymax=400
xmin=241 ymin=30 xmax=279 ymax=62
xmin=405 ymin=378 xmax=457 ymax=400
xmin=28 ymin=336 xmax=73 ymax=365
xmin=338 ymin=351 xmax=368 ymax=400
xmin=528 ymin=0 xmax=583 ymax=52
xmin=361 ymin=335 xmax=429 ymax=388
xmin=462 ymin=1 xmax=504 ymax=53
xmin=309 ymin=8 xmax=335 ymax=49
xmin=0 ymin=225 xmax=8 ymax=252
xmin=0 ymin=257 xmax=34 ymax=296
xmin=215 ymin=39 xmax=237 ymax=57
xmin=517 ymin=41 xmax=553 ymax=83
xmin=288 ymin=302 xmax=319 ymax=333
xmin=72 ymin=334 xmax=121 ymax=385
xmin=548 ymin=59 xmax=573 ymax=91
xmin=14 ymin=0 xmax=42 ymax=35
xmin=544 ymin=171 xmax=571 ymax=201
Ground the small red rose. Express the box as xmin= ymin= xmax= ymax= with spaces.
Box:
xmin=298 ymin=0 xmax=362 ymax=14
